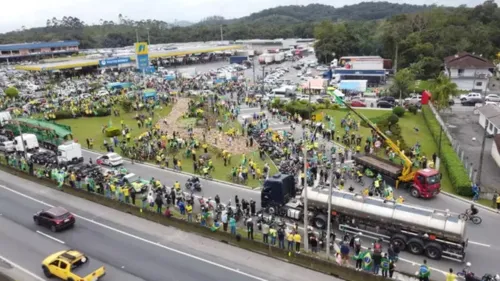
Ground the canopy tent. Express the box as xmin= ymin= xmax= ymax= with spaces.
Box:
xmin=301 ymin=78 xmax=326 ymax=90
xmin=338 ymin=80 xmax=368 ymax=92
xmin=107 ymin=82 xmax=133 ymax=90
xmin=142 ymin=88 xmax=157 ymax=100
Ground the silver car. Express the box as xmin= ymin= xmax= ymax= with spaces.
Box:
xmin=485 ymin=94 xmax=500 ymax=102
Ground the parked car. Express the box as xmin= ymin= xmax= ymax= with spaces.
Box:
xmin=350 ymin=100 xmax=367 ymax=107
xmin=485 ymin=94 xmax=500 ymax=102
xmin=377 ymin=101 xmax=394 ymax=108
xmin=460 ymin=92 xmax=482 ymax=101
xmin=33 ymin=206 xmax=75 ymax=232
xmin=377 ymin=96 xmax=396 ymax=104
xmin=461 ymin=97 xmax=484 ymax=106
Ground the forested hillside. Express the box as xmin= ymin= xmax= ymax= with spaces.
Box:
xmin=0 ymin=2 xmax=434 ymax=49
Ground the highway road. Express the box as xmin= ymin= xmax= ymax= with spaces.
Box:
xmin=80 ymin=146 xmax=500 ymax=276
xmin=0 ymin=170 xmax=341 ymax=281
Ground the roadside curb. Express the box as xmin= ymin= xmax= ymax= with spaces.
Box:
xmin=82 ymin=148 xmax=258 ymax=190
xmin=441 ymin=191 xmax=499 ymax=214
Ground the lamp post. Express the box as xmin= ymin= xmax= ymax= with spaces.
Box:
xmin=303 ymin=146 xmax=309 ymax=252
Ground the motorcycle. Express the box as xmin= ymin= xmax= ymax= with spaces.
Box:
xmin=185 ymin=176 xmax=202 ymax=192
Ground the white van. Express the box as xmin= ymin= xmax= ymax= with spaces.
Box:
xmin=14 ymin=134 xmax=39 ymax=153
xmin=0 ymin=141 xmax=15 ymax=153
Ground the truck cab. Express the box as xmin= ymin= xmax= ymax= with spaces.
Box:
xmin=261 ymin=173 xmax=296 ymax=209
xmin=14 ymin=133 xmax=39 ymax=153
xmin=411 ymin=168 xmax=441 ymax=198
xmin=57 ymin=142 xmax=84 ymax=165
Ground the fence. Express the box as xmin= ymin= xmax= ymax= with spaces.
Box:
xmin=425 ymin=103 xmax=478 ymax=183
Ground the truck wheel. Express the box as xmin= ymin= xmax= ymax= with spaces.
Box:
xmin=407 ymin=238 xmax=425 ymax=255
xmin=42 ymin=266 xmax=52 ymax=278
xmin=390 ymin=234 xmax=407 ymax=251
xmin=410 ymin=188 xmax=420 ymax=198
xmin=313 ymin=214 xmax=327 ymax=229
xmin=67 ymin=278 xmax=74 ymax=281
xmin=424 ymin=242 xmax=442 ymax=260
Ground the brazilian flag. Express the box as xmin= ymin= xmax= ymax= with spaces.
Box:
xmin=362 ymin=252 xmax=373 ymax=271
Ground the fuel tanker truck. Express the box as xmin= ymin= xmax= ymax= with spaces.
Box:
xmin=261 ymin=173 xmax=467 ymax=262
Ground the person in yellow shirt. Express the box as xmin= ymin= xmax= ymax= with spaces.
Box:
xmin=396 ymin=196 xmax=405 ymax=204
xmin=446 ymin=268 xmax=457 ymax=281
xmin=123 ymin=186 xmax=130 ymax=204
xmin=293 ymin=232 xmax=302 ymax=253
xmin=110 ymin=183 xmax=116 ymax=199
xmin=287 ymin=232 xmax=294 ymax=251
xmin=177 ymin=160 xmax=182 ymax=170
xmin=174 ymin=181 xmax=181 ymax=191
xmin=186 ymin=203 xmax=193 ymax=222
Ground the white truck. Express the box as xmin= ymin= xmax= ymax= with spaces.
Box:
xmin=261 ymin=174 xmax=467 ymax=262
xmin=264 ymin=54 xmax=274 ymax=65
xmin=57 ymin=142 xmax=84 ymax=165
xmin=274 ymin=52 xmax=285 ymax=63
xmin=14 ymin=133 xmax=39 ymax=153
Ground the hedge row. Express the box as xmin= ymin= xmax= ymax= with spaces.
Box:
xmin=421 ymin=105 xmax=472 ymax=196
xmin=53 ymin=108 xmax=111 ymax=120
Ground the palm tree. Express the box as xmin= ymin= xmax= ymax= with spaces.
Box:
xmin=429 ymin=73 xmax=459 ymax=156
xmin=429 ymin=73 xmax=459 ymax=112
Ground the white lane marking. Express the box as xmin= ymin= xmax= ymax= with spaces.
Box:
xmin=83 ymin=149 xmax=259 ymax=194
xmin=0 ymin=184 xmax=268 ymax=281
xmin=468 ymin=241 xmax=491 ymax=247
xmin=0 ymin=254 xmax=46 ymax=281
xmin=36 ymin=231 xmax=65 ymax=244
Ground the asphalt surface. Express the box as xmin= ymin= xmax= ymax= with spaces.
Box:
xmin=0 ymin=170 xmax=342 ymax=281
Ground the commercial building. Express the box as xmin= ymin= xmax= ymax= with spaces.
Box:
xmin=0 ymin=41 xmax=79 ymax=62
xmin=15 ymin=45 xmax=243 ymax=72
xmin=444 ymin=52 xmax=495 ymax=92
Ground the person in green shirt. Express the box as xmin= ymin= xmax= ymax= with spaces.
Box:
xmin=418 ymin=259 xmax=431 ymax=281
xmin=381 ymin=253 xmax=390 ymax=277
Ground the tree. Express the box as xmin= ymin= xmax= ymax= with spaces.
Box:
xmin=429 ymin=73 xmax=459 ymax=112
xmin=4 ymin=87 xmax=19 ymax=99
xmin=390 ymin=68 xmax=416 ymax=99
xmin=314 ymin=21 xmax=359 ymax=64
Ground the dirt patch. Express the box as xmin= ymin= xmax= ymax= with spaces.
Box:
xmin=158 ymin=98 xmax=253 ymax=155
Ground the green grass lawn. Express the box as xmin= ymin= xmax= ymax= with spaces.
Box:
xmin=57 ymin=105 xmax=276 ymax=188
xmin=57 ymin=105 xmax=174 ymax=149
xmin=314 ymin=108 xmax=456 ymax=192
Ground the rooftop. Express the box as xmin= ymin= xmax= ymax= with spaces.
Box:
xmin=0 ymin=41 xmax=79 ymax=51
xmin=478 ymin=105 xmax=500 ymax=127
xmin=15 ymin=45 xmax=243 ymax=71
xmin=444 ymin=52 xmax=495 ymax=69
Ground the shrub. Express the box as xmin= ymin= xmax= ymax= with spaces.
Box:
xmin=120 ymin=99 xmax=133 ymax=113
xmin=408 ymin=105 xmax=418 ymax=115
xmin=331 ymin=103 xmax=340 ymax=110
xmin=388 ymin=114 xmax=399 ymax=125
xmin=284 ymin=101 xmax=316 ymax=119
xmin=54 ymin=110 xmax=80 ymax=120
xmin=360 ymin=113 xmax=391 ymax=128
xmin=392 ymin=106 xmax=405 ymax=117
xmin=421 ymin=105 xmax=472 ymax=196
xmin=105 ymin=126 xmax=121 ymax=137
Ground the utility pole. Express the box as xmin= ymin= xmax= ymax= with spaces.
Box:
xmin=303 ymin=146 xmax=309 ymax=252
xmin=15 ymin=121 xmax=27 ymax=159
xmin=252 ymin=58 xmax=256 ymax=84
xmin=220 ymin=25 xmax=224 ymax=42
xmin=135 ymin=29 xmax=139 ymax=43
xmin=308 ymin=81 xmax=312 ymax=119
xmin=326 ymin=180 xmax=333 ymax=257
xmin=147 ymin=28 xmax=151 ymax=45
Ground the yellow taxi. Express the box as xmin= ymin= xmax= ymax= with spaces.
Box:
xmin=41 ymin=250 xmax=105 ymax=281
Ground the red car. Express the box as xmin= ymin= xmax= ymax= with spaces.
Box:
xmin=33 ymin=206 xmax=75 ymax=232
xmin=350 ymin=100 xmax=367 ymax=107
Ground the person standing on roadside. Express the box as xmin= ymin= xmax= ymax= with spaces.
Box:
xmin=246 ymin=218 xmax=254 ymax=240
xmin=186 ymin=202 xmax=193 ymax=222
xmin=381 ymin=253 xmax=389 ymax=277
xmin=446 ymin=268 xmax=457 ymax=281
xmin=418 ymin=259 xmax=431 ymax=281
xmin=293 ymin=231 xmax=301 ymax=253
xmin=278 ymin=227 xmax=285 ymax=249
xmin=229 ymin=216 xmax=237 ymax=235
xmin=262 ymin=222 xmax=270 ymax=244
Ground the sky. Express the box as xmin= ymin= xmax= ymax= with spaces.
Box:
xmin=0 ymin=0 xmax=491 ymax=33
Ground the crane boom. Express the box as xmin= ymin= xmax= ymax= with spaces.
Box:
xmin=328 ymin=94 xmax=414 ymax=183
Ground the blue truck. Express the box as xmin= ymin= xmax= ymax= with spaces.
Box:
xmin=229 ymin=56 xmax=248 ymax=64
